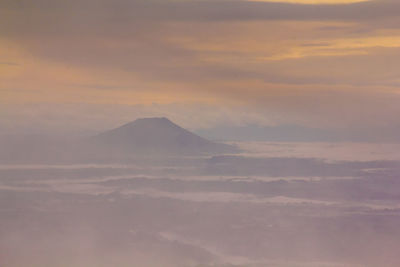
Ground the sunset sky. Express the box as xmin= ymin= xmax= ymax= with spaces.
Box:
xmin=1 ymin=0 xmax=400 ymax=140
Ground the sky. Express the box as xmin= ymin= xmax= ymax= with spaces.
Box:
xmin=1 ymin=0 xmax=400 ymax=140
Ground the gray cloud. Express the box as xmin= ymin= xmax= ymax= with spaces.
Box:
xmin=0 ymin=61 xmax=19 ymax=66
xmin=2 ymin=0 xmax=400 ymax=38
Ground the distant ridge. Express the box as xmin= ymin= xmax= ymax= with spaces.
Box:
xmin=89 ymin=117 xmax=238 ymax=155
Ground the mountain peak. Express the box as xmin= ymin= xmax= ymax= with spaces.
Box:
xmin=91 ymin=117 xmax=238 ymax=155
xmin=128 ymin=117 xmax=175 ymax=126
xmin=134 ymin=117 xmax=170 ymax=123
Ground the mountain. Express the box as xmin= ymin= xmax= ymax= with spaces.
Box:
xmin=89 ymin=117 xmax=238 ymax=155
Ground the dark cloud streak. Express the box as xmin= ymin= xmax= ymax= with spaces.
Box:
xmin=2 ymin=0 xmax=400 ymax=33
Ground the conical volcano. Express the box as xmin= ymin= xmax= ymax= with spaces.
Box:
xmin=90 ymin=117 xmax=237 ymax=155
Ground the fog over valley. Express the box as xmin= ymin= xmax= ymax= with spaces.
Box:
xmin=1 ymin=118 xmax=400 ymax=266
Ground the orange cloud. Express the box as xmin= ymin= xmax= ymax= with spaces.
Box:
xmin=246 ymin=0 xmax=369 ymax=4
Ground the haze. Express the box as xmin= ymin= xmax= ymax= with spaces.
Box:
xmin=1 ymin=1 xmax=400 ymax=267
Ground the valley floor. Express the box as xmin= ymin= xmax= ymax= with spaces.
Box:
xmin=1 ymin=142 xmax=400 ymax=267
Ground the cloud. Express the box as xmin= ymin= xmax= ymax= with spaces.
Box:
xmin=1 ymin=0 xmax=399 ymax=136
xmin=246 ymin=0 xmax=368 ymax=3
xmin=1 ymin=0 xmax=400 ymax=35
xmin=0 ymin=62 xmax=19 ymax=66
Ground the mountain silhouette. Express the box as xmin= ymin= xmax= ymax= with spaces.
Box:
xmin=89 ymin=117 xmax=238 ymax=155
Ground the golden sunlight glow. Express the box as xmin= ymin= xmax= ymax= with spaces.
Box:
xmin=247 ymin=0 xmax=369 ymax=4
xmin=167 ymin=23 xmax=400 ymax=61
xmin=263 ymin=35 xmax=400 ymax=60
